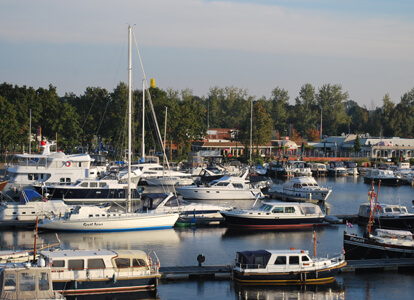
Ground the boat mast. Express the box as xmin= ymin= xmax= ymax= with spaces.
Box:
xmin=127 ymin=25 xmax=132 ymax=212
xmin=163 ymin=106 xmax=168 ymax=174
xmin=142 ymin=79 xmax=145 ymax=161
xmin=250 ymin=99 xmax=253 ymax=164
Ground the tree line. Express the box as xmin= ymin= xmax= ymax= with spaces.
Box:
xmin=1 ymin=81 xmax=414 ymax=160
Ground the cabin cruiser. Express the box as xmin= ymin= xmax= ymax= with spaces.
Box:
xmin=3 ymin=141 xmax=97 ymax=199
xmin=232 ymin=248 xmax=346 ymax=284
xmin=343 ymin=161 xmax=358 ymax=176
xmin=220 ymin=201 xmax=327 ymax=229
xmin=308 ymin=163 xmax=328 ymax=177
xmin=357 ymin=202 xmax=414 ymax=230
xmin=326 ymin=161 xmax=347 ymax=177
xmin=0 ymin=260 xmax=65 ymax=299
xmin=0 ymin=189 xmax=75 ymax=227
xmin=268 ymin=176 xmax=332 ymax=202
xmin=176 ymin=171 xmax=262 ymax=200
xmin=363 ymin=169 xmax=400 ymax=186
xmin=39 ymin=249 xmax=161 ymax=296
xmin=287 ymin=161 xmax=312 ymax=177
xmin=35 ymin=173 xmax=142 ymax=204
xmin=140 ymin=193 xmax=233 ymax=218
xmin=130 ymin=163 xmax=192 ymax=185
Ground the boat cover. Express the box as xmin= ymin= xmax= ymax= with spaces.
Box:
xmin=236 ymin=250 xmax=272 ymax=268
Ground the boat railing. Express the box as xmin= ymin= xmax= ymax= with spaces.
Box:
xmin=234 ymin=261 xmax=265 ymax=269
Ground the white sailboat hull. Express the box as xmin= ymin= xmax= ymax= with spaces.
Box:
xmin=38 ymin=212 xmax=179 ymax=232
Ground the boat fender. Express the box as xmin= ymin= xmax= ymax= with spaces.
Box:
xmin=112 ymin=274 xmax=116 ymax=283
xmin=65 ymin=161 xmax=71 ymax=167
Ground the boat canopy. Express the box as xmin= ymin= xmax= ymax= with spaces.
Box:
xmin=236 ymin=250 xmax=271 ymax=268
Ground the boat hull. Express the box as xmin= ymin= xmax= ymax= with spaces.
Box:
xmin=53 ymin=275 xmax=160 ymax=296
xmin=38 ymin=213 xmax=179 ymax=232
xmin=221 ymin=213 xmax=327 ymax=230
xmin=233 ymin=263 xmax=345 ymax=285
xmin=343 ymin=231 xmax=414 ymax=260
xmin=357 ymin=215 xmax=414 ymax=230
xmin=176 ymin=188 xmax=261 ymax=200
xmin=363 ymin=177 xmax=400 ymax=186
xmin=37 ymin=186 xmax=141 ymax=203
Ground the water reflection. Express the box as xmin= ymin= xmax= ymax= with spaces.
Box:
xmin=66 ymin=289 xmax=160 ymax=300
xmin=233 ymin=281 xmax=345 ymax=300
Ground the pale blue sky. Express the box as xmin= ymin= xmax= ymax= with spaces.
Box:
xmin=1 ymin=0 xmax=414 ymax=108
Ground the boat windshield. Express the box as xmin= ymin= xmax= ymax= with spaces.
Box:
xmin=258 ymin=204 xmax=273 ymax=212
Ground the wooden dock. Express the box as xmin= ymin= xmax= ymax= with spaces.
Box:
xmin=160 ymin=265 xmax=232 ymax=281
xmin=343 ymin=258 xmax=414 ymax=272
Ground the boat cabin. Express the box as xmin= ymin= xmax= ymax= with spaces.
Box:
xmin=0 ymin=262 xmax=63 ymax=300
xmin=358 ymin=203 xmax=412 ymax=218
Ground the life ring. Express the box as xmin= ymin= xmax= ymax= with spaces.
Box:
xmin=65 ymin=161 xmax=71 ymax=167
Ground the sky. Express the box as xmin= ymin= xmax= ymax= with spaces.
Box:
xmin=1 ymin=0 xmax=414 ymax=108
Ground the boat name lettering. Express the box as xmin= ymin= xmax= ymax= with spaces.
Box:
xmin=350 ymin=236 xmax=364 ymax=243
xmin=83 ymin=222 xmax=104 ymax=226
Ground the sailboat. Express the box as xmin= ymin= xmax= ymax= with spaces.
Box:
xmin=38 ymin=25 xmax=179 ymax=232
xmin=343 ymin=181 xmax=414 ymax=260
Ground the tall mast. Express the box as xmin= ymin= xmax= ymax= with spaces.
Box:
xmin=250 ymin=99 xmax=253 ymax=164
xmin=142 ymin=79 xmax=145 ymax=160
xmin=127 ymin=25 xmax=132 ymax=212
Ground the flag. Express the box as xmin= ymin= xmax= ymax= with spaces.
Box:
xmin=55 ymin=233 xmax=61 ymax=243
xmin=346 ymin=221 xmax=353 ymax=228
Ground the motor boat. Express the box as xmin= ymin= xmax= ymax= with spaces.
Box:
xmin=343 ymin=161 xmax=359 ymax=176
xmin=0 ymin=260 xmax=65 ymax=299
xmin=0 ymin=189 xmax=76 ymax=227
xmin=3 ymin=141 xmax=98 ymax=199
xmin=232 ymin=248 xmax=346 ymax=284
xmin=363 ymin=169 xmax=400 ymax=186
xmin=140 ymin=193 xmax=233 ymax=218
xmin=269 ymin=176 xmax=332 ymax=202
xmin=220 ymin=201 xmax=327 ymax=229
xmin=326 ymin=161 xmax=347 ymax=177
xmin=176 ymin=171 xmax=262 ymax=200
xmin=357 ymin=202 xmax=414 ymax=230
xmin=39 ymin=249 xmax=161 ymax=296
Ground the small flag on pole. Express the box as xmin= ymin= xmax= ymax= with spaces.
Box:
xmin=346 ymin=221 xmax=353 ymax=228
xmin=55 ymin=233 xmax=61 ymax=243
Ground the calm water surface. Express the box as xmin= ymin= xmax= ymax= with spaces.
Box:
xmin=1 ymin=176 xmax=414 ymax=299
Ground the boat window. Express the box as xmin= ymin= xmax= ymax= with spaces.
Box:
xmin=216 ymin=182 xmax=229 ymax=187
xmin=4 ymin=273 xmax=16 ymax=291
xmin=260 ymin=205 xmax=272 ymax=212
xmin=384 ymin=208 xmax=392 ymax=213
xmin=302 ymin=184 xmax=308 ymax=187
xmin=301 ymin=256 xmax=310 ymax=262
xmin=39 ymin=272 xmax=50 ymax=291
xmin=401 ymin=208 xmax=407 ymax=213
xmin=232 ymin=183 xmax=243 ymax=189
xmin=272 ymin=207 xmax=284 ymax=214
xmin=99 ymin=182 xmax=107 ymax=187
xmin=80 ymin=182 xmax=88 ymax=187
xmin=392 ymin=208 xmax=401 ymax=212
xmin=88 ymin=258 xmax=106 ymax=269
xmin=115 ymin=258 xmax=130 ymax=268
xmin=51 ymin=260 xmax=65 ymax=268
xmin=28 ymin=173 xmax=39 ymax=181
xmin=285 ymin=207 xmax=295 ymax=213
xmin=132 ymin=258 xmax=147 ymax=267
xmin=302 ymin=206 xmax=316 ymax=214
xmin=274 ymin=256 xmax=286 ymax=265
xmin=90 ymin=182 xmax=98 ymax=188
xmin=289 ymin=256 xmax=299 ymax=265
xmin=19 ymin=272 xmax=36 ymax=291
xmin=68 ymin=259 xmax=84 ymax=270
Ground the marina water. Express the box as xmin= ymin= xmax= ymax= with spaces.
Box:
xmin=1 ymin=176 xmax=414 ymax=299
